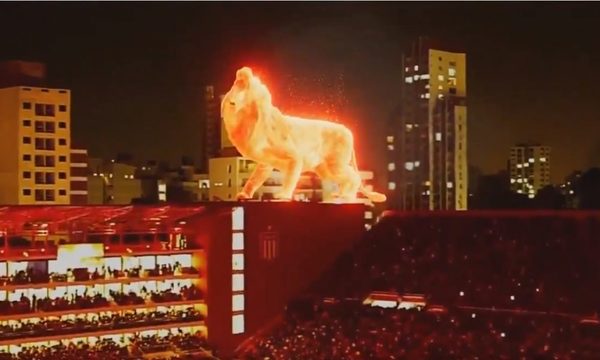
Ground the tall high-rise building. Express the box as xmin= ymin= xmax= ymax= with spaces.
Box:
xmin=202 ymin=85 xmax=221 ymax=172
xmin=387 ymin=37 xmax=468 ymax=210
xmin=0 ymin=61 xmax=72 ymax=204
xmin=509 ymin=144 xmax=551 ymax=198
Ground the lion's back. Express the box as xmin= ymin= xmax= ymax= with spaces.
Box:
xmin=275 ymin=114 xmax=353 ymax=169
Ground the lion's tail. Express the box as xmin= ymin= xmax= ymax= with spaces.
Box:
xmin=351 ymin=150 xmax=387 ymax=203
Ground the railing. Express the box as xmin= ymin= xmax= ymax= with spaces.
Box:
xmin=0 ymin=272 xmax=201 ymax=292
xmin=0 ymin=298 xmax=206 ymax=322
xmin=0 ymin=319 xmax=206 ymax=346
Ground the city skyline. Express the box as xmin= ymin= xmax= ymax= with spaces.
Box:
xmin=1 ymin=3 xmax=600 ymax=184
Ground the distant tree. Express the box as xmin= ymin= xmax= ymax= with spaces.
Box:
xmin=534 ymin=185 xmax=565 ymax=209
xmin=472 ymin=170 xmax=532 ymax=209
xmin=576 ymin=168 xmax=600 ymax=209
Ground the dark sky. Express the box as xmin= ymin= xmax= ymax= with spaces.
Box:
xmin=1 ymin=2 xmax=599 ymax=184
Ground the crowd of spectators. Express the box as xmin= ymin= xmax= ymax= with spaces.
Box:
xmin=312 ymin=214 xmax=600 ymax=314
xmin=242 ymin=300 xmax=600 ymax=360
xmin=1 ymin=263 xmax=198 ymax=286
xmin=239 ymin=213 xmax=600 ymax=358
xmin=0 ymin=333 xmax=214 ymax=360
xmin=0 ymin=284 xmax=203 ymax=315
xmin=0 ymin=307 xmax=203 ymax=341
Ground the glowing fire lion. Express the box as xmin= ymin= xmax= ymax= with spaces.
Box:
xmin=221 ymin=67 xmax=386 ymax=203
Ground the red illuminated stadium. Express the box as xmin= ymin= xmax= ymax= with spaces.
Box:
xmin=0 ymin=203 xmax=365 ymax=358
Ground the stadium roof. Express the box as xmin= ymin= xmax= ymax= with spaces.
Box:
xmin=0 ymin=205 xmax=209 ymax=233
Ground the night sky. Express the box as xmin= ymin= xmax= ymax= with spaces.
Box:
xmin=1 ymin=2 xmax=599 ymax=184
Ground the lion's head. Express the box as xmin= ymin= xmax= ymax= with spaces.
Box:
xmin=222 ymin=67 xmax=273 ymax=117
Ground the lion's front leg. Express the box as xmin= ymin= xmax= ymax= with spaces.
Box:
xmin=238 ymin=163 xmax=273 ymax=200
xmin=275 ymin=158 xmax=303 ymax=200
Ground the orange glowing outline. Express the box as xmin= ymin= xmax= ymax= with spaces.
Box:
xmin=221 ymin=67 xmax=386 ymax=203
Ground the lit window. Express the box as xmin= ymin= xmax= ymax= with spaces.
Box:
xmin=387 ymin=144 xmax=394 ymax=151
xmin=232 ymin=206 xmax=244 ymax=230
xmin=406 ymin=124 xmax=413 ymax=131
xmin=510 ymin=178 xmax=515 ymax=184
xmin=404 ymin=66 xmax=410 ymax=72
xmin=232 ymin=314 xmax=245 ymax=334
xmin=435 ymin=132 xmax=442 ymax=142
xmin=425 ymin=93 xmax=430 ymax=99
xmin=232 ymin=232 xmax=244 ymax=250
xmin=414 ymin=161 xmax=420 ymax=167
xmin=528 ymin=158 xmax=535 ymax=163
xmin=365 ymin=211 xmax=373 ymax=220
xmin=232 ymin=294 xmax=245 ymax=311
xmin=438 ymin=75 xmax=444 ymax=81
xmin=517 ymin=189 xmax=523 ymax=194
xmin=413 ymin=75 xmax=420 ymax=81
xmin=387 ymin=163 xmax=395 ymax=171
xmin=404 ymin=162 xmax=414 ymax=171
xmin=386 ymin=135 xmax=394 ymax=143
xmin=404 ymin=77 xmax=413 ymax=84
xmin=232 ymin=274 xmax=244 ymax=291
xmin=524 ymin=163 xmax=529 ymax=167
xmin=528 ymin=194 xmax=534 ymax=199
xmin=421 ymin=74 xmax=430 ymax=80
xmin=516 ymin=164 xmax=522 ymax=169
xmin=414 ymin=65 xmax=419 ymax=71
xmin=438 ymin=94 xmax=444 ymax=99
xmin=424 ymin=181 xmax=431 ymax=186
xmin=448 ymin=68 xmax=456 ymax=76
xmin=438 ymin=85 xmax=443 ymax=90
xmin=232 ymin=254 xmax=244 ymax=270
xmin=447 ymin=182 xmax=453 ymax=189
xmin=517 ymin=179 xmax=523 ymax=183
xmin=388 ymin=182 xmax=396 ymax=190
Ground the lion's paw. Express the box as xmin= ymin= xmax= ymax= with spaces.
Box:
xmin=236 ymin=192 xmax=252 ymax=200
xmin=274 ymin=192 xmax=293 ymax=201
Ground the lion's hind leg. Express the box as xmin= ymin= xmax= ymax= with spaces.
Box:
xmin=329 ymin=163 xmax=361 ymax=201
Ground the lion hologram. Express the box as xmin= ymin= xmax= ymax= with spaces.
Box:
xmin=221 ymin=67 xmax=386 ymax=203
